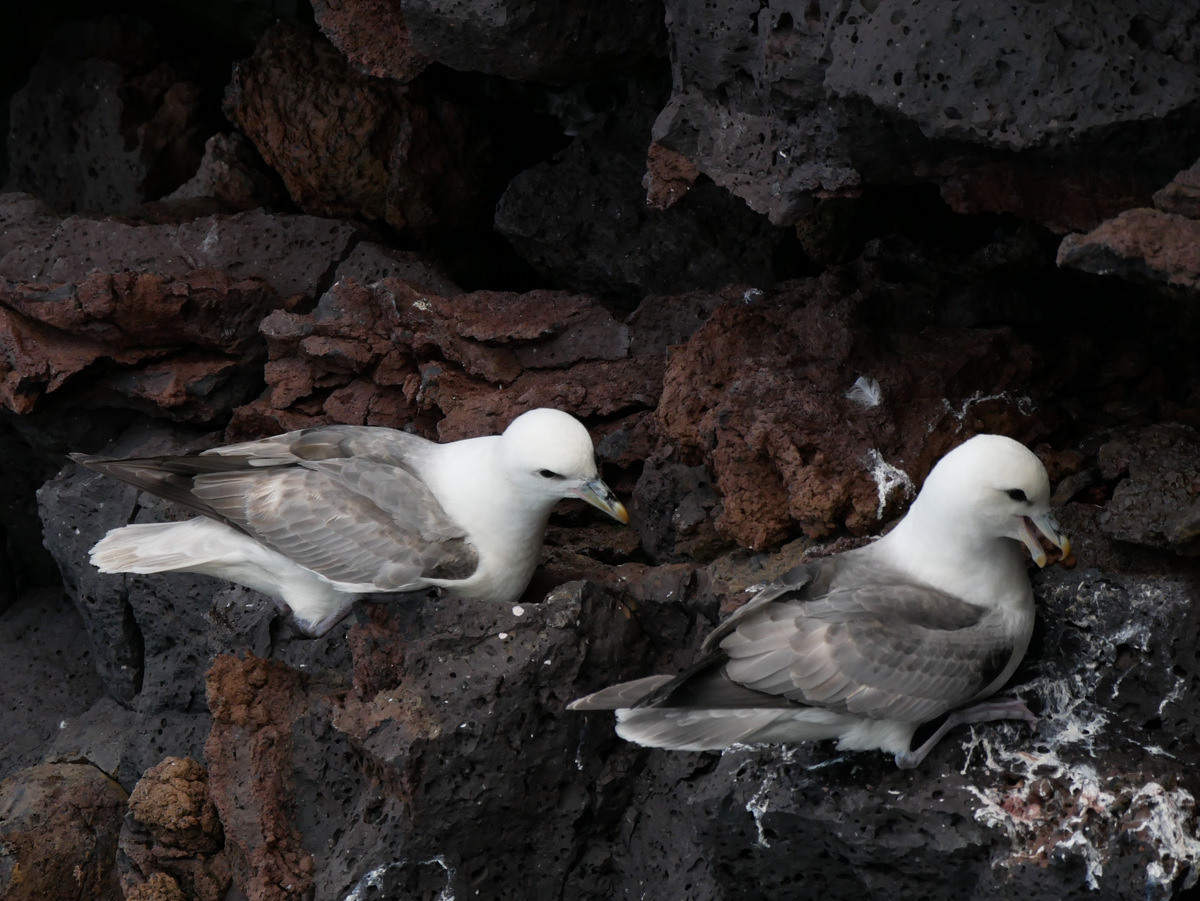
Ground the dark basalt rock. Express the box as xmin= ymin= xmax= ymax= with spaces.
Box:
xmin=37 ymin=420 xmax=353 ymax=785
xmin=495 ymin=75 xmax=795 ymax=298
xmin=0 ymin=588 xmax=107 ymax=780
xmin=649 ymin=0 xmax=1200 ymax=230
xmin=1097 ymin=424 xmax=1200 ymax=555
xmin=4 ymin=15 xmax=208 ymax=215
xmin=396 ymin=0 xmax=666 ymax=83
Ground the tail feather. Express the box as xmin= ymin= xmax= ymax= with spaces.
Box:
xmin=614 ymin=707 xmax=854 ymax=751
xmin=614 ymin=708 xmax=783 ymax=750
xmin=71 ymin=453 xmax=243 ymax=524
xmin=567 ymin=675 xmax=674 ymax=711
xmin=87 ymin=518 xmax=362 ymax=638
xmin=90 ymin=521 xmax=225 ymax=573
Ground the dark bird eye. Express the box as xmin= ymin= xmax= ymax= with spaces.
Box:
xmin=1005 ymin=488 xmax=1028 ymax=502
xmin=539 ymin=469 xmax=561 ymax=479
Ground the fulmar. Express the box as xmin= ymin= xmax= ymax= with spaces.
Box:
xmin=570 ymin=434 xmax=1069 ymax=767
xmin=77 ymin=408 xmax=628 ymax=637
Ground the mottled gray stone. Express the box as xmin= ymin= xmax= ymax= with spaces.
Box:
xmin=652 ymin=0 xmax=1200 ymax=225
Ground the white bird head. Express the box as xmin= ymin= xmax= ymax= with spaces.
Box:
xmin=497 ymin=408 xmax=629 ymax=524
xmin=909 ymin=433 xmax=1069 ymax=566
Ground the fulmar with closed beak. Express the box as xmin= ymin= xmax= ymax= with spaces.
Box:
xmin=77 ymin=408 xmax=628 ymax=637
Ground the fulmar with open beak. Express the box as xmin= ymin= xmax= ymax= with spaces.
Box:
xmin=570 ymin=434 xmax=1069 ymax=767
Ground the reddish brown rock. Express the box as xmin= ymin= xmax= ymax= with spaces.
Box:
xmin=224 ymin=23 xmax=399 ymax=222
xmin=1056 ymin=156 xmax=1200 ymax=291
xmin=1057 ymin=207 xmax=1200 ymax=290
xmin=312 ymin=0 xmax=429 ymax=81
xmin=644 ymin=142 xmax=701 ymax=211
xmin=930 ymin=158 xmax=1156 ymax=234
xmin=0 ymin=763 xmax=127 ymax=901
xmin=204 ymin=654 xmax=314 ymax=901
xmin=124 ymin=872 xmax=188 ymax=901
xmin=0 ymin=199 xmax=366 ymax=421
xmin=0 ymin=201 xmax=361 ymax=301
xmin=229 ymin=277 xmax=667 ymax=440
xmin=0 ymin=271 xmax=284 ymax=419
xmin=659 ymin=275 xmax=1044 ymax=549
xmin=225 ymin=23 xmax=490 ymax=236
xmin=119 ymin=757 xmax=230 ymax=901
xmin=3 ymin=269 xmax=278 ymax=353
xmin=1153 ymin=158 xmax=1200 ymax=219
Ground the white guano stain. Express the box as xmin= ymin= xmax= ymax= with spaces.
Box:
xmin=864 ymin=449 xmax=915 ymax=519
xmin=344 ymin=855 xmax=456 ymax=901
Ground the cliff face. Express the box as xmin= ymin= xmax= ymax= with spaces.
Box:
xmin=4 ymin=5 xmax=1200 ymax=900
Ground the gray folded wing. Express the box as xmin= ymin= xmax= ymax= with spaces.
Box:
xmin=716 ymin=581 xmax=1015 ymax=723
xmin=581 ymin=557 xmax=1018 ymax=725
xmin=74 ymin=426 xmax=478 ymax=590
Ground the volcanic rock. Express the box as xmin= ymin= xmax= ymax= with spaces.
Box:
xmin=118 ymin=757 xmax=230 ymax=901
xmin=0 ymin=197 xmax=363 ymax=421
xmin=649 ymin=0 xmax=1200 ymax=230
xmin=0 ymin=763 xmax=127 ymax=901
xmin=4 ymin=16 xmax=207 ymax=214
xmin=225 ymin=22 xmax=492 ymax=235
xmin=1097 ymin=424 xmax=1200 ymax=555
xmin=495 ymin=75 xmax=793 ymax=298
xmin=658 ymin=270 xmax=1044 ymax=549
xmin=311 ymin=0 xmax=429 ymax=82
xmin=395 ymin=0 xmax=665 ymax=82
xmin=227 ymin=276 xmax=712 ymax=441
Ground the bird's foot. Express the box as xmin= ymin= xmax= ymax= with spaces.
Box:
xmin=894 ymin=698 xmax=1037 ymax=769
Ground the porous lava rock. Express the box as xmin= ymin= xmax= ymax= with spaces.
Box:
xmin=649 ymin=0 xmax=1200 ymax=230
xmin=1058 ymin=155 xmax=1200 ymax=292
xmin=37 ymin=419 xmax=354 ymax=778
xmin=118 ymin=756 xmax=230 ymax=901
xmin=227 ymin=276 xmax=724 ymax=446
xmin=394 ymin=0 xmax=666 ymax=82
xmin=0 ymin=763 xmax=127 ymax=901
xmin=4 ymin=15 xmax=207 ymax=214
xmin=0 ymin=196 xmax=363 ymax=421
xmin=0 ymin=589 xmax=107 ymax=779
xmin=658 ymin=270 xmax=1044 ymax=549
xmin=204 ymin=655 xmax=315 ymax=901
xmin=225 ymin=22 xmax=493 ymax=235
xmin=311 ymin=0 xmax=430 ymax=82
xmin=1096 ymin=424 xmax=1200 ymax=555
xmin=9 ymin=2 xmax=1200 ymax=899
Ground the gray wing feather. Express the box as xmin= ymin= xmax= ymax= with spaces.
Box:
xmin=85 ymin=426 xmax=478 ymax=589
xmin=191 ymin=460 xmax=475 ymax=588
xmin=205 ymin=425 xmax=428 ymax=464
xmin=721 ymin=582 xmax=1013 ymax=722
xmin=700 ymin=558 xmax=829 ymax=652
